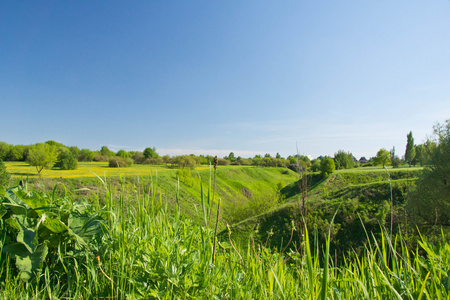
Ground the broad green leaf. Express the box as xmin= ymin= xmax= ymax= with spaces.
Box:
xmin=41 ymin=212 xmax=68 ymax=233
xmin=5 ymin=217 xmax=20 ymax=230
xmin=16 ymin=219 xmax=38 ymax=253
xmin=5 ymin=243 xmax=49 ymax=282
xmin=2 ymin=203 xmax=27 ymax=215
xmin=0 ymin=206 xmax=7 ymax=218
xmin=67 ymin=228 xmax=87 ymax=247
xmin=5 ymin=186 xmax=27 ymax=205
xmin=69 ymin=212 xmax=104 ymax=242
xmin=15 ymin=190 xmax=49 ymax=216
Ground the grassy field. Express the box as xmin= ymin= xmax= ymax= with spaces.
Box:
xmin=4 ymin=161 xmax=226 ymax=179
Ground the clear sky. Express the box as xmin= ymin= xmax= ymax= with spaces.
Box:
xmin=1 ymin=1 xmax=449 ymax=159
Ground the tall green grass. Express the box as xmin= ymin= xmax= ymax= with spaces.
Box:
xmin=1 ymin=176 xmax=449 ymax=299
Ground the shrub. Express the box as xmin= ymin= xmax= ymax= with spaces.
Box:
xmin=320 ymin=157 xmax=335 ymax=176
xmin=55 ymin=150 xmax=78 ymax=170
xmin=93 ymin=154 xmax=109 ymax=162
xmin=132 ymin=151 xmax=146 ymax=164
xmin=109 ymin=157 xmax=133 ymax=168
xmin=0 ymin=159 xmax=10 ymax=187
xmin=176 ymin=168 xmax=196 ymax=187
xmin=172 ymin=155 xmax=196 ymax=168
xmin=218 ymin=158 xmax=230 ymax=166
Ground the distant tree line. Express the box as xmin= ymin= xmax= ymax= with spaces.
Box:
xmin=0 ymin=127 xmax=439 ymax=175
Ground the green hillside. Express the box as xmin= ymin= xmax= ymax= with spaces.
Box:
xmin=222 ymin=167 xmax=422 ymax=256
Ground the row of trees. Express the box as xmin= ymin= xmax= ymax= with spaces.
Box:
xmin=0 ymin=127 xmax=438 ymax=175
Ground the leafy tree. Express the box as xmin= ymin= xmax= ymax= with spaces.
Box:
xmin=407 ymin=120 xmax=450 ymax=227
xmin=334 ymin=150 xmax=355 ymax=169
xmin=412 ymin=139 xmax=437 ymax=166
xmin=264 ymin=153 xmax=271 ymax=158
xmin=143 ymin=147 xmax=159 ymax=159
xmin=69 ymin=146 xmax=80 ymax=157
xmin=390 ymin=147 xmax=401 ymax=168
xmin=227 ymin=152 xmax=236 ymax=162
xmin=0 ymin=142 xmax=11 ymax=161
xmin=276 ymin=152 xmax=282 ymax=159
xmin=373 ymin=148 xmax=391 ymax=167
xmin=162 ymin=155 xmax=171 ymax=166
xmin=7 ymin=144 xmax=29 ymax=161
xmin=27 ymin=143 xmax=58 ymax=174
xmin=320 ymin=157 xmax=335 ymax=176
xmin=252 ymin=155 xmax=262 ymax=167
xmin=405 ymin=131 xmax=415 ymax=167
xmin=45 ymin=140 xmax=64 ymax=148
xmin=173 ymin=155 xmax=196 ymax=168
xmin=311 ymin=159 xmax=321 ymax=172
xmin=100 ymin=146 xmax=113 ymax=157
xmin=116 ymin=149 xmax=129 ymax=158
xmin=0 ymin=159 xmax=11 ymax=187
xmin=78 ymin=149 xmax=95 ymax=162
xmin=55 ymin=149 xmax=78 ymax=170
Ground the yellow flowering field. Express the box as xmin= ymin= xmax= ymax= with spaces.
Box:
xmin=4 ymin=161 xmax=181 ymax=179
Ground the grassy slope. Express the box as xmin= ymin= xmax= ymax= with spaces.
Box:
xmin=5 ymin=162 xmax=300 ymax=231
xmin=222 ymin=167 xmax=423 ymax=253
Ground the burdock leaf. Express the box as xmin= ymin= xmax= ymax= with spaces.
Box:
xmin=15 ymin=243 xmax=48 ymax=282
xmin=41 ymin=212 xmax=68 ymax=233
xmin=16 ymin=219 xmax=38 ymax=253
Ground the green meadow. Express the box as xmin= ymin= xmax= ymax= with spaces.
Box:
xmin=1 ymin=160 xmax=450 ymax=299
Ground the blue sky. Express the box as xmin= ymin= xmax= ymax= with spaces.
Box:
xmin=1 ymin=1 xmax=449 ymax=159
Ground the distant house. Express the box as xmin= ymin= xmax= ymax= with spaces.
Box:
xmin=359 ymin=157 xmax=368 ymax=164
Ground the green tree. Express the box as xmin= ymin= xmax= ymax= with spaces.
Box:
xmin=407 ymin=120 xmax=450 ymax=227
xmin=173 ymin=155 xmax=196 ymax=168
xmin=373 ymin=148 xmax=391 ymax=167
xmin=0 ymin=159 xmax=11 ymax=187
xmin=390 ymin=146 xmax=401 ymax=168
xmin=143 ymin=147 xmax=159 ymax=159
xmin=405 ymin=131 xmax=415 ymax=167
xmin=334 ymin=150 xmax=355 ymax=169
xmin=311 ymin=159 xmax=321 ymax=172
xmin=116 ymin=149 xmax=129 ymax=158
xmin=0 ymin=142 xmax=11 ymax=161
xmin=7 ymin=144 xmax=29 ymax=161
xmin=27 ymin=143 xmax=58 ymax=174
xmin=320 ymin=157 xmax=335 ymax=176
xmin=78 ymin=148 xmax=94 ymax=162
xmin=69 ymin=146 xmax=80 ymax=158
xmin=100 ymin=146 xmax=112 ymax=157
xmin=55 ymin=149 xmax=78 ymax=170
xmin=227 ymin=152 xmax=236 ymax=162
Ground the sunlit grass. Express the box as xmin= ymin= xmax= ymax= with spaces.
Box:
xmin=4 ymin=162 xmax=257 ymax=179
xmin=5 ymin=161 xmax=184 ymax=178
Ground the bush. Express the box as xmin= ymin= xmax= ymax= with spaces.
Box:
xmin=218 ymin=158 xmax=230 ymax=166
xmin=173 ymin=155 xmax=196 ymax=168
xmin=0 ymin=159 xmax=10 ymax=187
xmin=93 ymin=154 xmax=109 ymax=162
xmin=132 ymin=151 xmax=146 ymax=164
xmin=55 ymin=150 xmax=78 ymax=170
xmin=320 ymin=157 xmax=335 ymax=176
xmin=109 ymin=157 xmax=133 ymax=168
xmin=176 ymin=168 xmax=196 ymax=187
